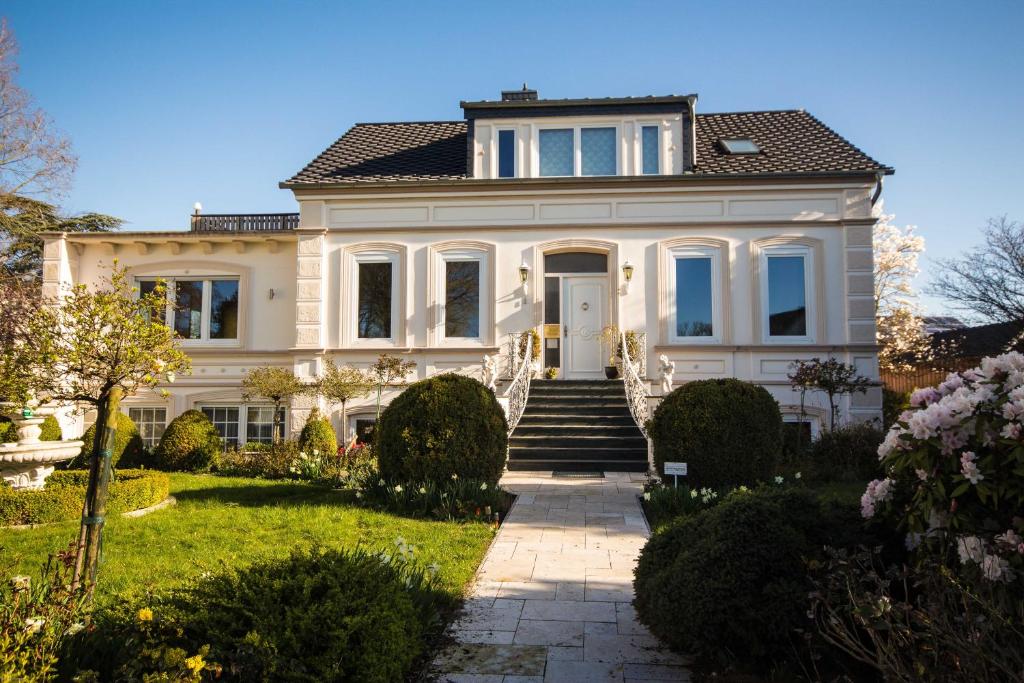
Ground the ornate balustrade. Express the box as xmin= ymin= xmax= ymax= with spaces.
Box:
xmin=503 ymin=332 xmax=535 ymax=435
xmin=620 ymin=330 xmax=650 ymax=441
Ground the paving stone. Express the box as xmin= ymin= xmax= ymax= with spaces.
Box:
xmin=544 ymin=659 xmax=626 ymax=682
xmin=513 ymin=619 xmax=584 ymax=646
xmin=432 ymin=643 xmax=547 ymax=676
xmin=497 ymin=581 xmax=557 ymax=600
xmin=522 ymin=599 xmax=616 ymax=623
xmin=583 ymin=634 xmax=688 ymax=666
xmin=436 ymin=674 xmax=504 ymax=683
xmin=454 ymin=629 xmax=517 ymax=644
xmin=546 ymin=645 xmax=584 ymax=661
xmin=555 ymin=581 xmax=586 ymax=601
xmin=623 ymin=662 xmax=692 ymax=681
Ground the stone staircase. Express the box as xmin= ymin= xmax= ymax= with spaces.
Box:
xmin=507 ymin=379 xmax=649 ymax=472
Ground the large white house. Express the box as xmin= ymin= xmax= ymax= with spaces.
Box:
xmin=41 ymin=87 xmax=892 ymax=470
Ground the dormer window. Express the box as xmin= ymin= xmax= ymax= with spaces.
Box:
xmin=720 ymin=138 xmax=760 ymax=154
xmin=538 ymin=125 xmax=619 ymax=177
xmin=641 ymin=125 xmax=660 ymax=174
xmin=497 ymin=129 xmax=516 ymax=178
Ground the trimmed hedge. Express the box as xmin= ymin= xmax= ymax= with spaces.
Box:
xmin=71 ymin=412 xmax=145 ymax=469
xmin=806 ymin=422 xmax=885 ymax=482
xmin=154 ymin=410 xmax=221 ymax=472
xmin=0 ymin=415 xmax=62 ymax=442
xmin=633 ymin=487 xmax=873 ymax=670
xmin=0 ymin=469 xmax=170 ymax=526
xmin=69 ymin=546 xmax=449 ymax=682
xmin=377 ymin=374 xmax=508 ymax=484
xmin=298 ymin=408 xmax=338 ymax=457
xmin=650 ymin=378 xmax=783 ymax=488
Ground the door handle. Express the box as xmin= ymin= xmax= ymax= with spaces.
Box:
xmin=564 ymin=324 xmax=568 ymax=337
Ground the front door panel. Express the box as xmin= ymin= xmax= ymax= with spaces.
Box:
xmin=563 ymin=277 xmax=606 ymax=379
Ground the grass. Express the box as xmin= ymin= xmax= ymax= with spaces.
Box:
xmin=0 ymin=473 xmax=496 ymax=604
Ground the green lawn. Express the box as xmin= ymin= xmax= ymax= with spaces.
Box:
xmin=0 ymin=474 xmax=496 ymax=604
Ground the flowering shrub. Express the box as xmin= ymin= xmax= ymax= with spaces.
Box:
xmin=0 ymin=544 xmax=90 ymax=682
xmin=360 ymin=476 xmax=510 ymax=521
xmin=867 ymin=352 xmax=1024 ymax=590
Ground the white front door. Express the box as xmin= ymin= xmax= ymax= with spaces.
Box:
xmin=563 ymin=276 xmax=607 ymax=379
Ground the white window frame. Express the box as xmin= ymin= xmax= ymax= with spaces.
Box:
xmin=136 ymin=276 xmax=240 ymax=346
xmin=198 ymin=403 xmax=285 ymax=447
xmin=638 ymin=122 xmax=662 ymax=175
xmin=350 ymin=251 xmax=400 ymax=346
xmin=436 ymin=248 xmax=489 ymax=345
xmin=347 ymin=411 xmax=377 ymax=442
xmin=760 ymin=245 xmax=815 ymax=344
xmin=537 ymin=123 xmax=621 ymax=177
xmin=127 ymin=406 xmax=167 ymax=449
xmin=494 ymin=127 xmax=517 ymax=178
xmin=668 ymin=246 xmax=722 ymax=344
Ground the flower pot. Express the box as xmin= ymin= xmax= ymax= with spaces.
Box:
xmin=605 ymin=366 xmax=620 ymax=380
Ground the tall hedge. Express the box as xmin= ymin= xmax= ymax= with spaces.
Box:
xmin=71 ymin=412 xmax=146 ymax=469
xmin=377 ymin=374 xmax=508 ymax=484
xmin=298 ymin=408 xmax=338 ymax=456
xmin=650 ymin=378 xmax=783 ymax=488
xmin=154 ymin=409 xmax=222 ymax=472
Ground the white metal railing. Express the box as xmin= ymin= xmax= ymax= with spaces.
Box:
xmin=620 ymin=330 xmax=650 ymax=440
xmin=504 ymin=332 xmax=535 ymax=434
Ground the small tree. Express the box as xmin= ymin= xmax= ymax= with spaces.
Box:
xmin=368 ymin=354 xmax=416 ymax=423
xmin=313 ymin=358 xmax=373 ymax=446
xmin=240 ymin=367 xmax=309 ymax=444
xmin=788 ymin=357 xmax=873 ymax=432
xmin=2 ymin=264 xmax=190 ymax=592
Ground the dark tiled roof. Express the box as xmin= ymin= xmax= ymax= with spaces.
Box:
xmin=283 ymin=110 xmax=890 ymax=186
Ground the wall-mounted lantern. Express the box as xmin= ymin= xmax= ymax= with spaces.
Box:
xmin=622 ymin=259 xmax=634 ymax=293
xmin=518 ymin=260 xmax=531 ymax=296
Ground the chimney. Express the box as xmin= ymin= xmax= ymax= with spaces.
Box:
xmin=501 ymin=83 xmax=538 ymax=102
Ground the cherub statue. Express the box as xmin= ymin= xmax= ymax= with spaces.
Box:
xmin=482 ymin=354 xmax=499 ymax=392
xmin=659 ymin=354 xmax=675 ymax=395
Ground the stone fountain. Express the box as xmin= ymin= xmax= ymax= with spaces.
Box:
xmin=1 ymin=405 xmax=84 ymax=490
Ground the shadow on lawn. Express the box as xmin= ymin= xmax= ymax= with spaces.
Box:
xmin=173 ymin=482 xmax=358 ymax=508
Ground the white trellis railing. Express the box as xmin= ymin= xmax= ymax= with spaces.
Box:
xmin=504 ymin=332 xmax=535 ymax=435
xmin=620 ymin=330 xmax=650 ymax=440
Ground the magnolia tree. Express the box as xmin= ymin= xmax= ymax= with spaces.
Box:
xmin=873 ymin=211 xmax=932 ymax=373
xmin=865 ymin=351 xmax=1024 ymax=591
xmin=368 ymin=353 xmax=416 ymax=423
xmin=788 ymin=357 xmax=873 ymax=432
xmin=240 ymin=367 xmax=309 ymax=444
xmin=1 ymin=265 xmax=189 ymax=591
xmin=312 ymin=358 xmax=373 ymax=446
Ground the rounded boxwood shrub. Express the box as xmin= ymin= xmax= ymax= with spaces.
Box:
xmin=377 ymin=374 xmax=508 ymax=484
xmin=0 ymin=417 xmax=14 ymax=442
xmin=154 ymin=410 xmax=222 ymax=472
xmin=298 ymin=408 xmax=338 ymax=457
xmin=0 ymin=415 xmax=61 ymax=442
xmin=633 ymin=487 xmax=870 ymax=670
xmin=70 ymin=546 xmax=446 ymax=682
xmin=651 ymin=378 xmax=782 ymax=487
xmin=0 ymin=469 xmax=169 ymax=526
xmin=70 ymin=412 xmax=146 ymax=469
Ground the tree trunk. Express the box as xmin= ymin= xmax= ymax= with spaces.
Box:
xmin=273 ymin=400 xmax=282 ymax=444
xmin=72 ymin=386 xmax=122 ymax=595
xmin=340 ymin=399 xmax=348 ymax=452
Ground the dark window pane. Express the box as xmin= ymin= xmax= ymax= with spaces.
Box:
xmin=355 ymin=418 xmax=375 ymax=445
xmin=544 ymin=276 xmax=560 ymax=324
xmin=642 ymin=126 xmax=659 ymax=174
xmin=675 ymin=258 xmax=713 ymax=337
xmin=581 ymin=127 xmax=616 ymax=176
xmin=174 ymin=281 xmax=203 ymax=339
xmin=358 ymin=262 xmax=393 ymax=338
xmin=445 ymin=260 xmax=480 ymax=338
xmin=138 ymin=280 xmax=166 ymax=323
xmin=201 ymin=407 xmax=239 ymax=447
xmin=539 ymin=129 xmax=573 ymax=176
xmin=498 ymin=129 xmax=515 ymax=178
xmin=544 ymin=252 xmax=608 ymax=273
xmin=210 ymin=280 xmax=238 ymax=339
xmin=767 ymin=256 xmax=807 ymax=336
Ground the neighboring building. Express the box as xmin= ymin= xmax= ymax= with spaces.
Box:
xmin=42 ymin=87 xmax=892 ymax=462
xmin=922 ymin=315 xmax=967 ymax=335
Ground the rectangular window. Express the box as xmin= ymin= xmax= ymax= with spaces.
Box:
xmin=581 ymin=127 xmax=616 ymax=176
xmin=209 ymin=280 xmax=239 ymax=339
xmin=246 ymin=406 xmax=284 ymax=444
xmin=641 ymin=125 xmax=660 ymax=174
xmin=497 ymin=129 xmax=515 ymax=178
xmin=138 ymin=280 xmax=166 ymax=323
xmin=675 ymin=257 xmax=714 ymax=337
xmin=201 ymin=406 xmax=240 ymax=447
xmin=539 ymin=128 xmax=574 ymax=176
xmin=767 ymin=255 xmax=808 ymax=337
xmin=354 ymin=417 xmax=376 ymax=445
xmin=173 ymin=280 xmax=204 ymax=339
xmin=128 ymin=407 xmax=167 ymax=449
xmin=444 ymin=260 xmax=480 ymax=338
xmin=358 ymin=262 xmax=393 ymax=339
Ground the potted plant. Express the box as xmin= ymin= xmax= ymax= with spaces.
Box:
xmin=544 ymin=367 xmax=558 ymax=380
xmin=599 ymin=326 xmax=621 ymax=379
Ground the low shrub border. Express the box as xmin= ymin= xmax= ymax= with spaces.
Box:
xmin=0 ymin=469 xmax=170 ymax=526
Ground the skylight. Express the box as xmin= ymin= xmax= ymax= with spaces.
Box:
xmin=720 ymin=138 xmax=760 ymax=154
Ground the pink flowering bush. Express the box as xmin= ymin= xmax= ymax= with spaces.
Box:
xmin=866 ymin=351 xmax=1024 ymax=589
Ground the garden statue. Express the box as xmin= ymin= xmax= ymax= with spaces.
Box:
xmin=482 ymin=353 xmax=499 ymax=392
xmin=659 ymin=354 xmax=675 ymax=395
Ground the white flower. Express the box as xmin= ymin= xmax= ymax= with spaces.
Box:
xmin=419 ymin=486 xmax=427 ymax=494
xmin=394 ymin=536 xmax=406 ymax=547
xmin=394 ymin=485 xmax=403 ymax=493
xmin=10 ymin=575 xmax=30 ymax=592
xmin=982 ymin=554 xmax=1013 ymax=582
xmin=915 ymin=468 xmax=929 ymax=482
xmin=643 ymin=492 xmax=651 ymax=501
xmin=378 ymin=479 xmax=385 ymax=486
xmin=957 ymin=536 xmax=986 ymax=565
xmin=355 ymin=491 xmax=363 ymax=499
xmin=861 ymin=478 xmax=895 ymax=519
xmin=313 ymin=449 xmax=320 ymax=456
xmin=774 ymin=476 xmax=784 ymax=485
xmin=996 ymin=529 xmax=1024 ymax=552
xmin=480 ymin=483 xmax=488 ymax=491
xmin=960 ymin=451 xmax=984 ymax=485
xmin=65 ymin=622 xmax=85 ymax=636
xmin=689 ymin=489 xmax=698 ymax=499
xmin=165 ymin=371 xmax=176 ymax=384
xmin=451 ymin=473 xmax=458 ymax=480
xmin=1000 ymin=422 xmax=1022 ymax=440
xmin=24 ymin=617 xmax=44 ymax=634
xmin=794 ymin=472 xmax=802 ymax=480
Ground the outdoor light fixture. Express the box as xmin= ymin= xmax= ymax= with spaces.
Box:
xmin=622 ymin=260 xmax=634 ymax=293
xmin=518 ymin=260 xmax=531 ymax=296
xmin=193 ymin=202 xmax=202 ymax=214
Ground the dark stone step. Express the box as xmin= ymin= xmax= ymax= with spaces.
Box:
xmin=512 ymin=424 xmax=643 ymax=436
xmin=510 ymin=435 xmax=647 ymax=450
xmin=506 ymin=458 xmax=648 ymax=472
xmin=531 ymin=380 xmax=624 ymax=387
xmin=509 ymin=446 xmax=648 ymax=459
xmin=523 ymin=399 xmax=632 ymax=410
xmin=517 ymin=414 xmax=637 ymax=426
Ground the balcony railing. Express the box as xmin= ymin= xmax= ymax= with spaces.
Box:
xmin=190 ymin=213 xmax=299 ymax=232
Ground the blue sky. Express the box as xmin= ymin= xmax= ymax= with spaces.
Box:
xmin=6 ymin=0 xmax=1023 ymax=313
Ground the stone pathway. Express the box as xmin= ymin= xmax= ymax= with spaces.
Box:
xmin=431 ymin=471 xmax=690 ymax=682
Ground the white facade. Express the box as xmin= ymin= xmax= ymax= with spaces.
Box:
xmin=41 ymin=93 xmax=886 ymax=444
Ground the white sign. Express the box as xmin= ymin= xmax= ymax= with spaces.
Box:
xmin=664 ymin=462 xmax=687 ymax=476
